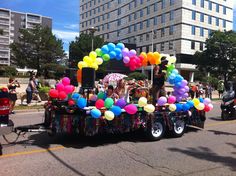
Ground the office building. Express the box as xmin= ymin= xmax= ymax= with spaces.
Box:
xmin=79 ymin=0 xmax=233 ymax=81
xmin=0 ymin=8 xmax=52 ymax=65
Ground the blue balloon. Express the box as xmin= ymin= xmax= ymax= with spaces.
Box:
xmin=101 ymin=45 xmax=109 ymax=54
xmin=109 ymin=51 xmax=116 ymax=59
xmin=107 ymin=43 xmax=116 ymax=51
xmin=72 ymin=93 xmax=80 ymax=100
xmin=91 ymin=109 xmax=101 ymax=119
xmin=77 ymin=98 xmax=87 ymax=109
xmin=199 ymin=97 xmax=204 ymax=103
xmin=110 ymin=106 xmax=122 ymax=116
xmin=114 ymin=48 xmax=121 ymax=55
xmin=172 ymin=69 xmax=179 ymax=75
xmin=116 ymin=43 xmax=125 ymax=50
xmin=182 ymin=103 xmax=190 ymax=111
xmin=176 ymin=103 xmax=183 ymax=112
xmin=116 ymin=53 xmax=123 ymax=60
xmin=169 ymin=73 xmax=176 ymax=80
xmin=187 ymin=100 xmax=194 ymax=108
xmin=175 ymin=75 xmax=183 ymax=83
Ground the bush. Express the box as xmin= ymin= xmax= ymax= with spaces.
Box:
xmin=0 ymin=66 xmax=17 ymax=77
xmin=125 ymin=72 xmax=147 ymax=80
xmin=42 ymin=63 xmax=67 ymax=79
xmin=38 ymin=86 xmax=51 ymax=93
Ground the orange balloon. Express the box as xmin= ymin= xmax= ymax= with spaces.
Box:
xmin=147 ymin=52 xmax=155 ymax=64
xmin=142 ymin=57 xmax=148 ymax=66
xmin=77 ymin=69 xmax=82 ymax=83
xmin=140 ymin=52 xmax=147 ymax=60
xmin=153 ymin=52 xmax=161 ymax=65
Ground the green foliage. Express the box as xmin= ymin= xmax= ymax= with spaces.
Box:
xmin=125 ymin=72 xmax=147 ymax=80
xmin=69 ymin=33 xmax=104 ymax=67
xmin=42 ymin=63 xmax=67 ymax=79
xmin=0 ymin=66 xmax=17 ymax=77
xmin=194 ymin=30 xmax=236 ymax=83
xmin=38 ymin=86 xmax=51 ymax=93
xmin=10 ymin=25 xmax=65 ymax=75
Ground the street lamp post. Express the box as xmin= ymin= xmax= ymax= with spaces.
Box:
xmin=151 ymin=29 xmax=154 ymax=85
xmin=88 ymin=27 xmax=98 ymax=51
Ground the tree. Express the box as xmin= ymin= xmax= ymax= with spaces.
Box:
xmin=10 ymin=25 xmax=65 ymax=76
xmin=69 ymin=33 xmax=104 ymax=67
xmin=42 ymin=63 xmax=67 ymax=79
xmin=0 ymin=66 xmax=17 ymax=77
xmin=194 ymin=30 xmax=236 ymax=83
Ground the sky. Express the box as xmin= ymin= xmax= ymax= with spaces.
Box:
xmin=0 ymin=0 xmax=236 ymax=54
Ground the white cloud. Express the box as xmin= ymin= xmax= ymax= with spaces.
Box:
xmin=234 ymin=1 xmax=236 ymax=8
xmin=52 ymin=29 xmax=79 ymax=43
xmin=64 ymin=24 xmax=78 ymax=30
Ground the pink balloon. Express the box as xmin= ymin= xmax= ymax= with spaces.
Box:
xmin=123 ymin=56 xmax=130 ymax=64
xmin=56 ymin=83 xmax=65 ymax=92
xmin=208 ymin=103 xmax=213 ymax=111
xmin=70 ymin=85 xmax=75 ymax=92
xmin=62 ymin=77 xmax=70 ymax=86
xmin=124 ymin=104 xmax=138 ymax=115
xmin=58 ymin=91 xmax=67 ymax=100
xmin=65 ymin=85 xmax=73 ymax=94
xmin=168 ymin=96 xmax=176 ymax=104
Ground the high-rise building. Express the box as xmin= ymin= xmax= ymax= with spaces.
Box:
xmin=0 ymin=8 xmax=52 ymax=65
xmin=79 ymin=0 xmax=233 ymax=81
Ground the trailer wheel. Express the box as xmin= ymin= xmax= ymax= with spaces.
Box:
xmin=44 ymin=110 xmax=51 ymax=127
xmin=171 ymin=119 xmax=186 ymax=138
xmin=221 ymin=111 xmax=228 ymax=120
xmin=146 ymin=120 xmax=166 ymax=141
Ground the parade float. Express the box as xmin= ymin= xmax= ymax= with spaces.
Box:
xmin=42 ymin=42 xmax=214 ymax=141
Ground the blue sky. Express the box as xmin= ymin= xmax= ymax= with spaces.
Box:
xmin=0 ymin=0 xmax=236 ymax=54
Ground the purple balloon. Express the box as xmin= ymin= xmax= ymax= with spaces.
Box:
xmin=183 ymin=93 xmax=189 ymax=98
xmin=115 ymin=98 xmax=127 ymax=109
xmin=184 ymin=86 xmax=190 ymax=92
xmin=122 ymin=48 xmax=129 ymax=57
xmin=181 ymin=80 xmax=188 ymax=87
xmin=123 ymin=56 xmax=130 ymax=64
xmin=176 ymin=96 xmax=183 ymax=102
xmin=178 ymin=88 xmax=185 ymax=95
xmin=158 ymin=96 xmax=167 ymax=106
xmin=129 ymin=49 xmax=137 ymax=57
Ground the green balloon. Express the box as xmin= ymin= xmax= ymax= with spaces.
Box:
xmin=95 ymin=48 xmax=103 ymax=57
xmin=97 ymin=92 xmax=105 ymax=99
xmin=167 ymin=64 xmax=175 ymax=72
xmin=102 ymin=54 xmax=110 ymax=61
xmin=104 ymin=98 xmax=114 ymax=109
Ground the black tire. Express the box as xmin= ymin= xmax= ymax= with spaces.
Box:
xmin=171 ymin=119 xmax=186 ymax=138
xmin=44 ymin=110 xmax=51 ymax=127
xmin=145 ymin=119 xmax=166 ymax=141
xmin=221 ymin=111 xmax=228 ymax=120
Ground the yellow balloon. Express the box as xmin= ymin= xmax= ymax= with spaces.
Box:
xmin=169 ymin=56 xmax=176 ymax=64
xmin=89 ymin=51 xmax=97 ymax=60
xmin=83 ymin=56 xmax=92 ymax=65
xmin=169 ymin=104 xmax=177 ymax=112
xmin=196 ymin=103 xmax=205 ymax=110
xmin=144 ymin=104 xmax=155 ymax=113
xmin=153 ymin=52 xmax=161 ymax=64
xmin=96 ymin=57 xmax=103 ymax=65
xmin=91 ymin=63 xmax=98 ymax=70
xmin=105 ymin=111 xmax=115 ymax=121
xmin=78 ymin=61 xmax=87 ymax=69
xmin=138 ymin=97 xmax=147 ymax=107
xmin=193 ymin=98 xmax=200 ymax=107
xmin=140 ymin=52 xmax=147 ymax=59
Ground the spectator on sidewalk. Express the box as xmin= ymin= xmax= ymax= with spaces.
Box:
xmin=7 ymin=78 xmax=20 ymax=114
xmin=26 ymin=76 xmax=37 ymax=105
xmin=217 ymin=81 xmax=224 ymax=98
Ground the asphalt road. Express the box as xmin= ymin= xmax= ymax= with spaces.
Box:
xmin=1 ymin=102 xmax=236 ymax=176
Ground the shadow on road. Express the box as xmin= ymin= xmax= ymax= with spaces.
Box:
xmin=208 ymin=117 xmax=222 ymax=121
xmin=168 ymin=146 xmax=236 ymax=171
xmin=208 ymin=130 xmax=236 ymax=136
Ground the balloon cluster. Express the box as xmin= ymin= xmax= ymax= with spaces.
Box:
xmin=49 ymin=77 xmax=75 ymax=100
xmin=167 ymin=65 xmax=189 ymax=102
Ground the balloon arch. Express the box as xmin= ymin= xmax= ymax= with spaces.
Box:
xmin=49 ymin=42 xmax=213 ymax=121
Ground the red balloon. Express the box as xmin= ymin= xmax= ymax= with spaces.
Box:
xmin=125 ymin=63 xmax=130 ymax=67
xmin=95 ymin=99 xmax=105 ymax=109
xmin=58 ymin=91 xmax=67 ymax=100
xmin=139 ymin=55 xmax=144 ymax=62
xmin=49 ymin=89 xmax=59 ymax=98
xmin=204 ymin=105 xmax=211 ymax=112
xmin=130 ymin=65 xmax=136 ymax=71
xmin=68 ymin=99 xmax=75 ymax=106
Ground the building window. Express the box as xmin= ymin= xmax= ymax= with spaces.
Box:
xmin=192 ymin=26 xmax=195 ymax=35
xmin=200 ymin=13 xmax=204 ymax=22
xmin=169 ymin=25 xmax=174 ymax=35
xmin=192 ymin=11 xmax=196 ymax=20
xmin=140 ymin=9 xmax=143 ymax=17
xmin=216 ymin=4 xmax=219 ymax=12
xmin=191 ymin=41 xmax=195 ymax=49
xmin=169 ymin=41 xmax=173 ymax=50
xmin=117 ymin=19 xmax=121 ymax=26
xmin=200 ymin=0 xmax=204 ymax=8
xmin=134 ymin=12 xmax=137 ymax=20
xmin=140 ymin=22 xmax=143 ymax=29
xmin=200 ymin=27 xmax=204 ymax=37
xmin=223 ymin=6 xmax=226 ymax=15
xmin=154 ymin=2 xmax=158 ymax=11
xmin=129 ymin=3 xmax=132 ymax=10
xmin=154 ymin=16 xmax=158 ymax=25
xmin=216 ymin=18 xmax=219 ymax=26
xmin=208 ymin=16 xmax=212 ymax=24
xmin=147 ymin=6 xmax=150 ymax=15
xmin=140 ymin=35 xmax=143 ymax=42
xmin=170 ymin=11 xmax=174 ymax=21
xmin=107 ymin=23 xmax=110 ymax=29
xmin=200 ymin=42 xmax=204 ymax=51
xmin=107 ymin=13 xmax=110 ymax=19
xmin=192 ymin=0 xmax=196 ymax=5
xmin=161 ymin=28 xmax=165 ymax=37
xmin=140 ymin=0 xmax=143 ymax=4
xmin=208 ymin=1 xmax=212 ymax=10
xmin=208 ymin=29 xmax=212 ymax=37
xmin=170 ymin=0 xmax=174 ymax=6
xmin=146 ymin=33 xmax=150 ymax=41
xmin=223 ymin=20 xmax=226 ymax=28
xmin=128 ymin=26 xmax=131 ymax=33
xmin=129 ymin=14 xmax=131 ymax=21
xmin=118 ymin=0 xmax=121 ymax=4
xmin=161 ymin=42 xmax=164 ymax=51
xmin=118 ymin=8 xmax=121 ymax=15
xmin=161 ymin=0 xmax=165 ymax=9
xmin=107 ymin=33 xmax=109 ymax=39
xmin=161 ymin=14 xmax=165 ymax=23
xmin=134 ymin=24 xmax=137 ymax=31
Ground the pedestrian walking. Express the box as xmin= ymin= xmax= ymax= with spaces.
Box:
xmin=26 ymin=76 xmax=37 ymax=105
xmin=7 ymin=78 xmax=20 ymax=114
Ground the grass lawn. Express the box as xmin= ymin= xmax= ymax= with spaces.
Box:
xmin=14 ymin=105 xmax=44 ymax=110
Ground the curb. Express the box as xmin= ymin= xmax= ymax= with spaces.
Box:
xmin=14 ymin=109 xmax=44 ymax=113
